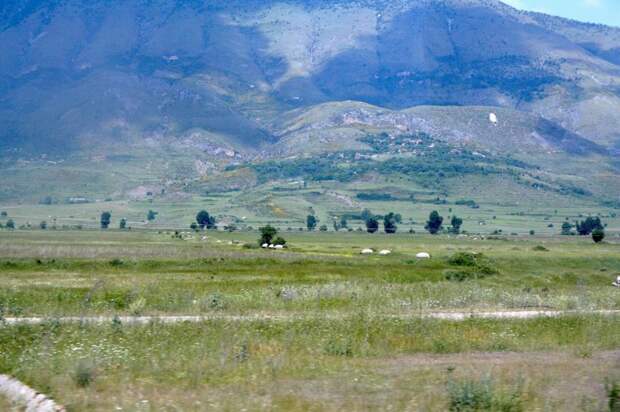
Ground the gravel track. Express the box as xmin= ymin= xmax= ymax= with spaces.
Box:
xmin=3 ymin=310 xmax=619 ymax=325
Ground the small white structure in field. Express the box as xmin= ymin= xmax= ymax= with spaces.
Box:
xmin=275 ymin=245 xmax=285 ymax=250
xmin=269 ymin=244 xmax=276 ymax=249
xmin=261 ymin=243 xmax=269 ymax=248
xmin=379 ymin=249 xmax=392 ymax=255
xmin=361 ymin=248 xmax=374 ymax=255
xmin=613 ymin=276 xmax=620 ymax=288
xmin=416 ymin=252 xmax=431 ymax=259
xmin=489 ymin=113 xmax=498 ymax=125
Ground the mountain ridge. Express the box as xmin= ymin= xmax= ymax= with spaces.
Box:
xmin=0 ymin=0 xmax=619 ymax=205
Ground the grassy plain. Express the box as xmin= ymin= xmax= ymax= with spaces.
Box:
xmin=0 ymin=230 xmax=619 ymax=411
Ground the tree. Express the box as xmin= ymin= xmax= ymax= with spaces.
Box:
xmin=561 ymin=222 xmax=573 ymax=236
xmin=425 ymin=211 xmax=443 ymax=235
xmin=0 ymin=211 xmax=7 ymax=217
xmin=450 ymin=215 xmax=463 ymax=234
xmin=196 ymin=210 xmax=216 ymax=230
xmin=332 ymin=218 xmax=341 ymax=232
xmin=366 ymin=217 xmax=379 ymax=234
xmin=39 ymin=221 xmax=47 ymax=230
xmin=6 ymin=219 xmax=15 ymax=230
xmin=259 ymin=225 xmax=278 ymax=245
xmin=576 ymin=217 xmax=603 ymax=236
xmin=273 ymin=236 xmax=287 ymax=246
xmin=190 ymin=222 xmax=198 ymax=231
xmin=119 ymin=218 xmax=127 ymax=230
xmin=592 ymin=228 xmax=605 ymax=243
xmin=100 ymin=212 xmax=111 ymax=229
xmin=306 ymin=215 xmax=317 ymax=231
xmin=340 ymin=216 xmax=348 ymax=229
xmin=384 ymin=212 xmax=398 ymax=234
xmin=147 ymin=210 xmax=158 ymax=222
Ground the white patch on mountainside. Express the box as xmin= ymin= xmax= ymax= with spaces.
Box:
xmin=236 ymin=4 xmax=378 ymax=86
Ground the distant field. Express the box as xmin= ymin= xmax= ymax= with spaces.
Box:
xmin=1 ymin=176 xmax=619 ymax=237
xmin=0 ymin=230 xmax=619 ymax=410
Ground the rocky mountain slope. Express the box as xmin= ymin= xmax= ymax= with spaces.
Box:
xmin=0 ymin=0 xmax=619 ymax=203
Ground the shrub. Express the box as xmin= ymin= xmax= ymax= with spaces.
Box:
xmin=324 ymin=339 xmax=353 ymax=357
xmin=532 ymin=245 xmax=549 ymax=252
xmin=447 ymin=376 xmax=523 ymax=412
xmin=592 ymin=228 xmax=605 ymax=243
xmin=319 ymin=225 xmax=328 ymax=232
xmin=446 ymin=252 xmax=498 ymax=280
xmin=561 ymin=222 xmax=573 ymax=235
xmin=448 ymin=252 xmax=479 ymax=267
xmin=147 ymin=210 xmax=158 ymax=221
xmin=73 ymin=360 xmax=96 ymax=388
xmin=204 ymin=293 xmax=226 ymax=310
xmin=607 ymin=380 xmax=620 ymax=412
xmin=5 ymin=219 xmax=15 ymax=230
xmin=445 ymin=270 xmax=477 ymax=282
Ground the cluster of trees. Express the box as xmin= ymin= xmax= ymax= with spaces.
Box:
xmin=575 ymin=217 xmax=603 ymax=236
xmin=302 ymin=209 xmax=466 ymax=235
xmin=562 ymin=217 xmax=606 ymax=243
xmin=99 ymin=210 xmax=159 ymax=230
xmin=258 ymin=225 xmax=286 ymax=246
xmin=193 ymin=210 xmax=216 ymax=230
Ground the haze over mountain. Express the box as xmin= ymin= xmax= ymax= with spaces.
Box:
xmin=0 ymin=0 xmax=619 ymax=205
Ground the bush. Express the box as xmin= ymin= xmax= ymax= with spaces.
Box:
xmin=532 ymin=245 xmax=549 ymax=252
xmin=445 ymin=270 xmax=477 ymax=282
xmin=446 ymin=252 xmax=498 ymax=281
xmin=447 ymin=376 xmax=523 ymax=412
xmin=593 ymin=228 xmax=605 ymax=243
xmin=324 ymin=339 xmax=353 ymax=357
xmin=73 ymin=360 xmax=96 ymax=388
xmin=448 ymin=252 xmax=479 ymax=267
xmin=203 ymin=293 xmax=226 ymax=310
xmin=607 ymin=380 xmax=620 ymax=412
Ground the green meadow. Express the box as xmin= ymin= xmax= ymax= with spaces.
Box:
xmin=0 ymin=229 xmax=618 ymax=410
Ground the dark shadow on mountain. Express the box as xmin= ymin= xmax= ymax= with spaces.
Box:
xmin=535 ymin=118 xmax=608 ymax=156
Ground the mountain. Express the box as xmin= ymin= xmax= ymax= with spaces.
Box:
xmin=0 ymin=0 xmax=619 ymax=206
